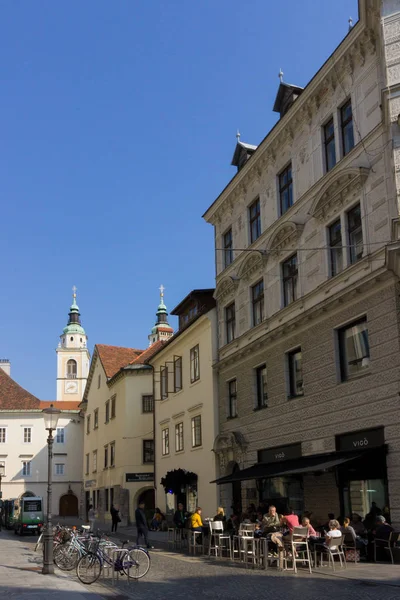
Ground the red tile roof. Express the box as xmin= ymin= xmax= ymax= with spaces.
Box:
xmin=40 ymin=401 xmax=81 ymax=411
xmin=130 ymin=340 xmax=166 ymax=364
xmin=96 ymin=344 xmax=144 ymax=378
xmin=0 ymin=368 xmax=40 ymax=409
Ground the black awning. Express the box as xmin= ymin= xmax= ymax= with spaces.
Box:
xmin=211 ymin=450 xmax=363 ymax=485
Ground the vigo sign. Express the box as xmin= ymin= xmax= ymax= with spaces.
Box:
xmin=336 ymin=427 xmax=384 ymax=452
xmin=258 ymin=443 xmax=302 ymax=464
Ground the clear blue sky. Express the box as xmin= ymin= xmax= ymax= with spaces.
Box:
xmin=1 ymin=0 xmax=358 ymax=399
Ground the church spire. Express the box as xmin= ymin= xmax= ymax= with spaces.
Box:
xmin=148 ymin=285 xmax=174 ymax=346
xmin=63 ymin=286 xmax=86 ymax=335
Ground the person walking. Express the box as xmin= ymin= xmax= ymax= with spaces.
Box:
xmin=135 ymin=501 xmax=153 ymax=549
xmin=88 ymin=504 xmax=96 ymax=532
xmin=110 ymin=504 xmax=120 ymax=533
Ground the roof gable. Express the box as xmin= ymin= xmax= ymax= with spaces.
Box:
xmin=96 ymin=344 xmax=144 ymax=379
xmin=0 ymin=369 xmax=40 ymax=409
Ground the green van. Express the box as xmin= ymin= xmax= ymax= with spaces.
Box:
xmin=14 ymin=496 xmax=44 ymax=535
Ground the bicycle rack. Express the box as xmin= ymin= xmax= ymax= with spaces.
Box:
xmin=110 ymin=548 xmax=131 ymax=587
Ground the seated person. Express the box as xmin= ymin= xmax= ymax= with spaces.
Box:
xmin=313 ymin=519 xmax=341 ymax=549
xmin=213 ymin=507 xmax=226 ymax=524
xmin=150 ymin=508 xmax=164 ymax=531
xmin=255 ymin=511 xmax=264 ymax=526
xmin=341 ymin=517 xmax=368 ymax=556
xmin=283 ymin=506 xmax=300 ymax=533
xmin=191 ymin=507 xmax=203 ymax=531
xmin=350 ymin=513 xmax=367 ymax=536
xmin=173 ymin=503 xmax=186 ymax=529
xmin=374 ymin=515 xmax=393 ymax=541
xmin=302 ymin=516 xmax=317 ymax=537
xmin=262 ymin=505 xmax=280 ymax=531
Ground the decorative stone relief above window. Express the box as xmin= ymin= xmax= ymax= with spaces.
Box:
xmin=267 ymin=221 xmax=304 ymax=256
xmin=214 ymin=276 xmax=240 ymax=302
xmin=310 ymin=167 xmax=369 ymax=223
xmin=236 ymin=251 xmax=267 ymax=281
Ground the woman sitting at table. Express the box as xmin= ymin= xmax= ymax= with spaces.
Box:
xmin=213 ymin=507 xmax=226 ymax=524
xmin=302 ymin=516 xmax=317 ymax=537
xmin=341 ymin=517 xmax=368 ymax=556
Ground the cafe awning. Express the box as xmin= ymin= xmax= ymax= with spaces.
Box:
xmin=211 ymin=450 xmax=363 ymax=485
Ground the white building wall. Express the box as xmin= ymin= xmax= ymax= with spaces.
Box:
xmin=0 ymin=411 xmax=83 ymax=516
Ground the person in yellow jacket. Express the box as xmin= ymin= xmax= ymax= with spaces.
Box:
xmin=191 ymin=507 xmax=203 ymax=530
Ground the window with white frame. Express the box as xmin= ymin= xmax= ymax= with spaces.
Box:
xmin=191 ymin=415 xmax=202 ymax=448
xmin=347 ymin=204 xmax=363 ymax=264
xmin=175 ymin=422 xmax=184 ymax=452
xmin=282 ymin=254 xmax=298 ymax=307
xmin=161 ymin=366 xmax=168 ymax=399
xmin=228 ymin=379 xmax=237 ymax=418
xmin=85 ymin=453 xmax=89 ymax=475
xmin=56 ymin=428 xmax=65 ymax=444
xmin=0 ymin=427 xmax=6 ymax=443
xmin=55 ymin=463 xmax=65 ymax=475
xmin=255 ymin=365 xmax=268 ymax=408
xmin=328 ymin=219 xmax=343 ymax=276
xmin=92 ymin=450 xmax=97 ymax=473
xmin=110 ymin=442 xmax=115 ymax=467
xmin=190 ymin=345 xmax=200 ymax=383
xmin=162 ymin=428 xmax=169 ymax=456
xmin=174 ymin=356 xmax=182 ymax=392
xmin=225 ymin=303 xmax=236 ymax=343
xmin=338 ymin=317 xmax=370 ymax=381
xmin=23 ymin=427 xmax=32 ymax=443
xmin=22 ymin=461 xmax=31 ymax=476
xmin=288 ymin=348 xmax=304 ymax=398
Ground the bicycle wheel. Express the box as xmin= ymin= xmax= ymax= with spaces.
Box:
xmin=54 ymin=543 xmax=80 ymax=571
xmin=123 ymin=547 xmax=150 ymax=579
xmin=76 ymin=553 xmax=102 ymax=584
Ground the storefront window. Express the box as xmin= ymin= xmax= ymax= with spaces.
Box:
xmin=343 ymin=479 xmax=387 ymax=519
xmin=259 ymin=476 xmax=304 ymax=515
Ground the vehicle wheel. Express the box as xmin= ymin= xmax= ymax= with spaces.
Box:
xmin=76 ymin=553 xmax=102 ymax=584
xmin=123 ymin=547 xmax=151 ymax=579
xmin=54 ymin=543 xmax=80 ymax=571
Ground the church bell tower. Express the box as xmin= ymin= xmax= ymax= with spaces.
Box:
xmin=56 ymin=287 xmax=90 ymax=401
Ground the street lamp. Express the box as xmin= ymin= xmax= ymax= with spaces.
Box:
xmin=42 ymin=404 xmax=61 ymax=575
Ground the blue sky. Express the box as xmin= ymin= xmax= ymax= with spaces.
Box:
xmin=1 ymin=0 xmax=358 ymax=399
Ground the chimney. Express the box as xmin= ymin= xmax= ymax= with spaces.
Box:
xmin=0 ymin=359 xmax=10 ymax=376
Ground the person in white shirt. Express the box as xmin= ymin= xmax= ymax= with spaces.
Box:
xmin=325 ymin=519 xmax=342 ymax=549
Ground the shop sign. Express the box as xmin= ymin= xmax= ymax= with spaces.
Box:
xmin=85 ymin=479 xmax=96 ymax=488
xmin=258 ymin=443 xmax=302 ymax=464
xmin=125 ymin=473 xmax=154 ymax=483
xmin=336 ymin=427 xmax=384 ymax=452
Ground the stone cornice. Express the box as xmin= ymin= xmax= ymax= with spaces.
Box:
xmin=267 ymin=221 xmax=305 ymax=256
xmin=203 ymin=19 xmax=375 ymax=225
xmin=214 ymin=276 xmax=240 ymax=302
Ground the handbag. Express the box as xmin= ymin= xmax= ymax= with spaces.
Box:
xmin=345 ymin=548 xmax=360 ymax=562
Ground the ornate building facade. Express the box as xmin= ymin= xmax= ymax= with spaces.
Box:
xmin=204 ymin=0 xmax=400 ymax=525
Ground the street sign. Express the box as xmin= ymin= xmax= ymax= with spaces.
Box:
xmin=125 ymin=473 xmax=153 ymax=483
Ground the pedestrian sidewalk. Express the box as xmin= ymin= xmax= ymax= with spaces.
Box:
xmin=109 ymin=523 xmax=169 ymax=546
xmin=0 ymin=532 xmax=104 ymax=599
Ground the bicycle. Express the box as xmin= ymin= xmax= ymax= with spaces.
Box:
xmin=54 ymin=528 xmax=118 ymax=571
xmin=76 ymin=539 xmax=150 ymax=584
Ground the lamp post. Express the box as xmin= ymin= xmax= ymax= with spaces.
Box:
xmin=42 ymin=404 xmax=61 ymax=575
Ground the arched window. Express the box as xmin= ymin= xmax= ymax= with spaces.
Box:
xmin=67 ymin=359 xmax=77 ymax=379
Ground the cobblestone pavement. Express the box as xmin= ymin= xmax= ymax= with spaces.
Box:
xmin=1 ymin=529 xmax=399 ymax=600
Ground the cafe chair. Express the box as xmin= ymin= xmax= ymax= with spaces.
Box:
xmin=314 ymin=534 xmax=346 ymax=571
xmin=208 ymin=521 xmax=232 ymax=558
xmin=283 ymin=526 xmax=312 ymax=574
xmin=374 ymin=531 xmax=400 ymax=564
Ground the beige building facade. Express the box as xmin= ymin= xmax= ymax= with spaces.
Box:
xmin=80 ymin=292 xmax=174 ymax=525
xmin=204 ymin=0 xmax=400 ymax=526
xmin=149 ymin=290 xmax=219 ymax=518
